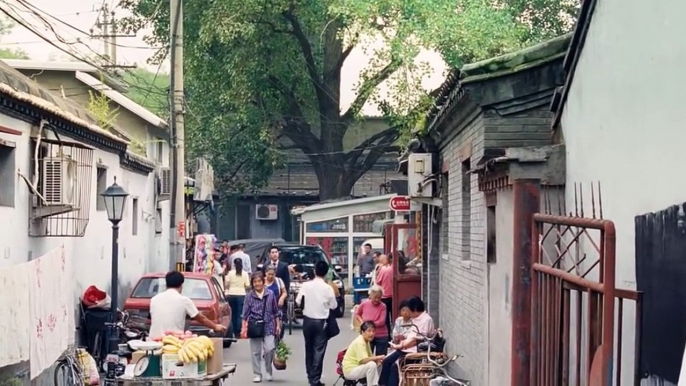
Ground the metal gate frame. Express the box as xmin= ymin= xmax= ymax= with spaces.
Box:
xmin=529 ymin=213 xmax=643 ymax=386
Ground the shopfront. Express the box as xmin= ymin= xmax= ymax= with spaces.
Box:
xmin=293 ymin=194 xmax=405 ymax=286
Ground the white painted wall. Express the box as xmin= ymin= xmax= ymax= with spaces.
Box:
xmin=560 ymin=0 xmax=686 ymax=384
xmin=0 ymin=112 xmax=170 ymax=309
xmin=487 ymin=188 xmax=514 ymax=386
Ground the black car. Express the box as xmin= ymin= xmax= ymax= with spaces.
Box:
xmin=227 ymin=238 xmax=286 ymax=268
xmin=258 ymin=244 xmax=346 ymax=317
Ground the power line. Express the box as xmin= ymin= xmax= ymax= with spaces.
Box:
xmin=0 ymin=39 xmax=162 ymax=49
xmin=0 ymin=3 xmax=170 ymax=107
xmin=10 ymin=1 xmax=169 ymax=95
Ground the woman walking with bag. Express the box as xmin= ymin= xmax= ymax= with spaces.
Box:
xmin=241 ymin=272 xmax=282 ymax=383
xmin=225 ymin=258 xmax=250 ymax=337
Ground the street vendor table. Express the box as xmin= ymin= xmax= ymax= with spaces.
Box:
xmin=116 ymin=364 xmax=236 ymax=386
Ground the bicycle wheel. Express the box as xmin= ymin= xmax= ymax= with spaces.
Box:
xmin=287 ymin=297 xmax=294 ymax=335
xmin=53 ymin=359 xmax=78 ymax=386
xmin=92 ymin=331 xmax=102 ymax=368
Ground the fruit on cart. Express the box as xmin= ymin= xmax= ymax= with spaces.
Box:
xmin=162 ymin=344 xmax=179 ymax=354
xmin=162 ymin=334 xmax=214 ymax=363
xmin=162 ymin=335 xmax=182 ymax=347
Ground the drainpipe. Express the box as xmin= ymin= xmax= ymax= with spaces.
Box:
xmin=511 ymin=179 xmax=540 ymax=386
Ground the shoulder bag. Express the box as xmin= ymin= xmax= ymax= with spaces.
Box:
xmin=325 ymin=311 xmax=340 ymax=340
xmin=247 ymin=293 xmax=268 ymax=338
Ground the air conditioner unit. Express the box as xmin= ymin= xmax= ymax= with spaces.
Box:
xmin=408 ymin=153 xmax=433 ymax=198
xmin=156 ymin=167 xmax=172 ymax=197
xmin=41 ymin=157 xmax=77 ymax=206
xmin=255 ymin=204 xmax=278 ymax=221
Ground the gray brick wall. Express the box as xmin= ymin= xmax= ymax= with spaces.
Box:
xmin=483 ymin=107 xmax=553 ymax=148
xmin=438 ymin=108 xmax=487 ymax=385
xmin=422 ymin=204 xmax=441 ymax=322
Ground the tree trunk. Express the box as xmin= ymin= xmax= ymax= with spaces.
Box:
xmin=313 ymin=158 xmax=357 ymax=200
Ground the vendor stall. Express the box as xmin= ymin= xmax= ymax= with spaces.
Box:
xmin=117 ymin=333 xmax=235 ymax=386
xmin=117 ymin=364 xmax=236 ymax=386
xmin=292 ymin=194 xmax=408 ymax=287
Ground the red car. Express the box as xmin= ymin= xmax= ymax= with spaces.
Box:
xmin=123 ymin=272 xmax=233 ymax=347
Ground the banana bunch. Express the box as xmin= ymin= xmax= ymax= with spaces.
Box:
xmin=162 ymin=335 xmax=183 ymax=354
xmin=178 ymin=336 xmax=214 ymax=363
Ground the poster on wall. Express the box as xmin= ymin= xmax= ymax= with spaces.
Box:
xmin=193 ymin=234 xmax=216 ymax=274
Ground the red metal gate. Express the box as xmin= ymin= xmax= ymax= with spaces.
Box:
xmin=530 ymin=213 xmax=643 ymax=386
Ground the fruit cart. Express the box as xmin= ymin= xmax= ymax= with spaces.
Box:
xmin=116 ymin=363 xmax=236 ymax=386
xmin=117 ymin=332 xmax=235 ymax=386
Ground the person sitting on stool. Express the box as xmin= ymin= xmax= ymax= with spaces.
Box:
xmin=343 ymin=321 xmax=385 ymax=385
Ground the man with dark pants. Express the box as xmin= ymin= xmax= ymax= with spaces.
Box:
xmin=265 ymin=246 xmax=291 ymax=339
xmin=296 ymin=261 xmax=337 ymax=386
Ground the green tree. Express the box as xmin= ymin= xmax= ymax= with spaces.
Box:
xmin=0 ymin=17 xmax=28 ymax=59
xmin=120 ymin=0 xmax=576 ymax=199
xmin=121 ymin=67 xmax=170 ymax=118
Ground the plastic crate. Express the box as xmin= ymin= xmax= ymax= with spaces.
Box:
xmin=352 ymin=277 xmax=371 ymax=289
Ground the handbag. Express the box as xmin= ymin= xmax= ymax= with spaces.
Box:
xmin=247 ymin=295 xmax=268 ymax=338
xmin=325 ymin=312 xmax=340 ymax=339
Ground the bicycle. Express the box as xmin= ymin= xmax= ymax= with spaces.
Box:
xmin=398 ymin=325 xmax=471 ymax=386
xmin=53 ymin=347 xmax=85 ymax=386
xmin=286 ymin=291 xmax=296 ymax=335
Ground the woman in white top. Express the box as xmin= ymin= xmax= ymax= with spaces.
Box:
xmin=225 ymin=258 xmax=250 ymax=337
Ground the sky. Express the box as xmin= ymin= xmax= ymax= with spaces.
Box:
xmin=1 ymin=0 xmax=447 ymax=116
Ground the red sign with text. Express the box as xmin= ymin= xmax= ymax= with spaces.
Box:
xmin=177 ymin=221 xmax=185 ymax=238
xmin=389 ymin=196 xmax=415 ymax=211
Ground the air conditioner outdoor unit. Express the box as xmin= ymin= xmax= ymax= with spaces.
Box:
xmin=255 ymin=204 xmax=278 ymax=221
xmin=156 ymin=167 xmax=172 ymax=197
xmin=41 ymin=157 xmax=77 ymax=206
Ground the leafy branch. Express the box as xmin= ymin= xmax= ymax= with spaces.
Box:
xmin=87 ymin=90 xmax=119 ymax=131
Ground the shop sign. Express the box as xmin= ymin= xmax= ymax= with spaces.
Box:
xmin=389 ymin=196 xmax=417 ymax=211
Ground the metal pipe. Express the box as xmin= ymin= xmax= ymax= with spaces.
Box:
xmin=534 ymin=213 xmax=615 ymax=230
xmin=108 ymin=223 xmax=120 ymax=353
xmin=533 ymin=263 xmax=605 ymax=293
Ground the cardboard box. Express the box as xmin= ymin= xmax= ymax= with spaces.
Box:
xmin=161 ymin=353 xmax=207 ymax=379
xmin=207 ymin=338 xmax=224 ymax=374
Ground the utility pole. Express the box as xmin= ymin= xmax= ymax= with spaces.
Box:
xmin=91 ymin=3 xmax=136 ymax=69
xmin=169 ymin=0 xmax=186 ymax=269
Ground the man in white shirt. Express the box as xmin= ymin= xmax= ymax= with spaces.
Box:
xmin=149 ymin=271 xmax=226 ymax=339
xmin=230 ymin=243 xmax=252 ymax=274
xmin=296 ymin=261 xmax=337 ymax=386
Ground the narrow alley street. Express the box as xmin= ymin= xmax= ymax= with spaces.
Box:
xmin=223 ymin=319 xmax=356 ymax=384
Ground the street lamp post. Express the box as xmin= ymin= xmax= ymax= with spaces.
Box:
xmin=101 ymin=177 xmax=128 ymax=355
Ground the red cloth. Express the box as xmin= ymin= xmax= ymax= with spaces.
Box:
xmin=82 ymin=286 xmax=106 ymax=307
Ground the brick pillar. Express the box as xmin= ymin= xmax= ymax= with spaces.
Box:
xmin=511 ymin=179 xmax=540 ymax=386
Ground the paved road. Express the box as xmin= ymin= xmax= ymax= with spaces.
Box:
xmin=222 ymin=318 xmax=357 ymax=385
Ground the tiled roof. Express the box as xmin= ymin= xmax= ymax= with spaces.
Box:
xmin=426 ymin=33 xmax=573 ymax=134
xmin=0 ymin=59 xmax=127 ymax=144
